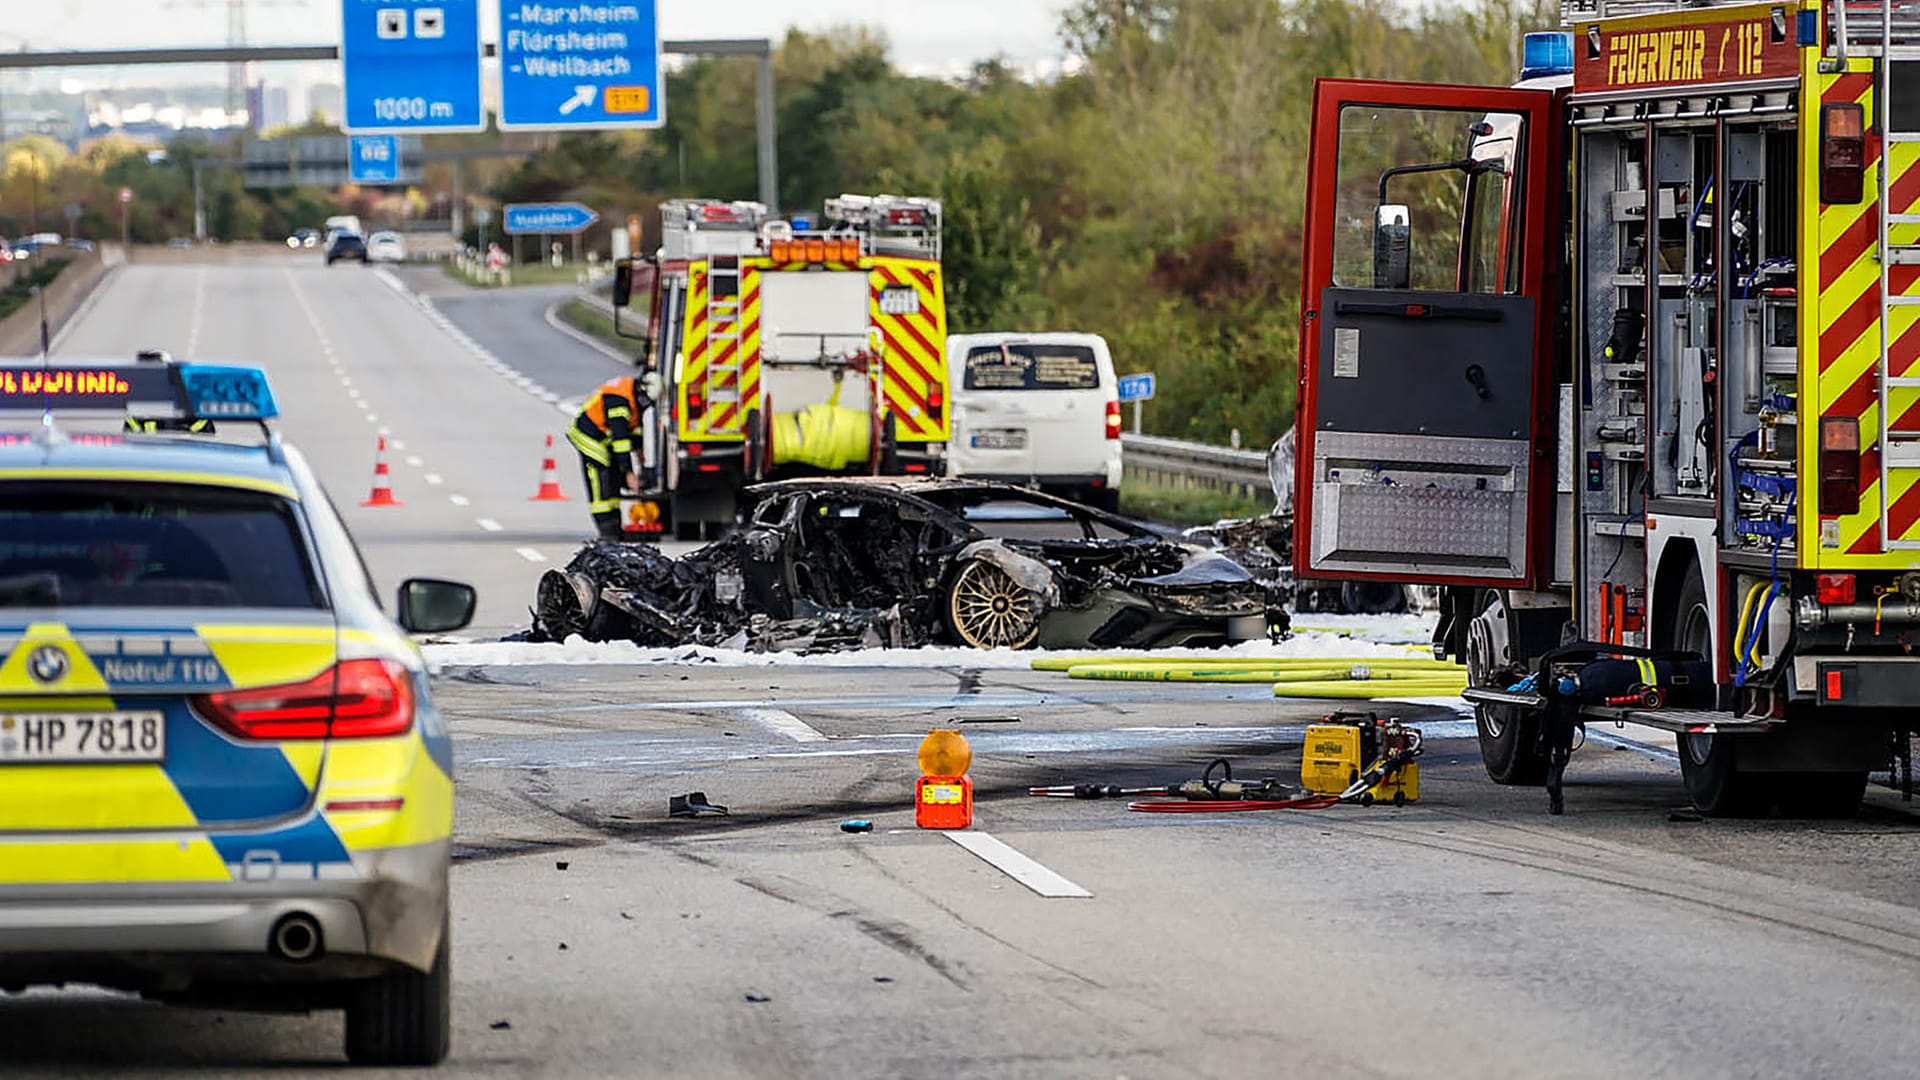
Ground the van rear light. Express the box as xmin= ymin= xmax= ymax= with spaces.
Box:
xmin=926 ymin=386 xmax=944 ymax=420
xmin=1822 ymin=102 xmax=1866 ymax=204
xmin=1820 ymin=416 xmax=1861 ymax=515
xmin=1816 ymin=573 xmax=1857 ymax=605
xmin=1105 ymin=399 xmax=1122 ymax=440
xmin=194 ymin=659 xmax=414 ymax=740
xmin=687 ymin=388 xmax=706 ymax=420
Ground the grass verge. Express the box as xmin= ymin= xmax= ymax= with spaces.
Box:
xmin=443 ymin=260 xmax=605 ymax=288
xmin=557 ymin=297 xmax=643 ymax=357
xmin=0 ymin=257 xmax=71 ymax=321
xmin=1119 ymin=479 xmax=1269 ymax=527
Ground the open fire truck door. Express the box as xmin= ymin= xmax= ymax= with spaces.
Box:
xmin=1296 ymin=80 xmax=1562 ymax=588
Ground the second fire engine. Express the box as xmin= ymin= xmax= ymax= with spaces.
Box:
xmin=612 ymin=194 xmax=950 ymax=539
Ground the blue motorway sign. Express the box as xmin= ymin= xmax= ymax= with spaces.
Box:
xmin=503 ymin=203 xmax=601 ymax=235
xmin=348 ymin=134 xmax=400 ymax=184
xmin=499 ymin=0 xmax=664 ymax=131
xmin=341 ymin=0 xmax=485 ymax=133
xmin=1117 ymin=372 xmax=1157 ymax=403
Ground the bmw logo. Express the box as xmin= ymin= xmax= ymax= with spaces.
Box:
xmin=27 ymin=645 xmax=69 ymax=685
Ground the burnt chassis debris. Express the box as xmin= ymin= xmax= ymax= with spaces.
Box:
xmin=1186 ymin=515 xmax=1421 ymax=616
xmin=533 ymin=477 xmax=1289 ymax=652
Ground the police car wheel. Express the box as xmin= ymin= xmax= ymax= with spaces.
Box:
xmin=344 ymin=919 xmax=451 ymax=1066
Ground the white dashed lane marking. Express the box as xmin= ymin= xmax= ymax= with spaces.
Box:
xmin=476 ymin=518 xmax=503 ymax=532
xmin=514 ymin=547 xmax=547 ymax=563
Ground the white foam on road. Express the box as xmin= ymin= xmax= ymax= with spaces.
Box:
xmin=424 ymin=616 xmax=1437 ymax=671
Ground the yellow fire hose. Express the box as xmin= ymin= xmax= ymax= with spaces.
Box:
xmin=1066 ymin=663 xmax=1462 ymax=684
xmin=768 ymin=380 xmax=872 ymax=471
xmin=1029 ymin=655 xmax=1448 ymax=673
xmin=1273 ymin=679 xmax=1466 ymax=700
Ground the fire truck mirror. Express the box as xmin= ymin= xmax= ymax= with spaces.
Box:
xmin=1373 ymin=205 xmax=1411 ymax=290
xmin=612 ymin=262 xmax=633 ymax=308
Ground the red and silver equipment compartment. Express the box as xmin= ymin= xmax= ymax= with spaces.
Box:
xmin=1293 ymin=79 xmax=1562 ymax=588
xmin=660 ymin=199 xmax=771 ymax=260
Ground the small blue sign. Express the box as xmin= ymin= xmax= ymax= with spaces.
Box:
xmin=503 ymin=203 xmax=601 ymax=235
xmin=342 ymin=0 xmax=485 ymax=134
xmin=1118 ymin=373 xmax=1157 ymax=403
xmin=349 ymin=134 xmax=400 ymax=184
xmin=499 ymin=0 xmax=664 ymax=131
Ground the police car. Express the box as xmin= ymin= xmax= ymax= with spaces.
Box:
xmin=0 ymin=358 xmax=470 ymax=1066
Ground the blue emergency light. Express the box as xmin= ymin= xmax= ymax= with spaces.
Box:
xmin=789 ymin=213 xmax=815 ymax=231
xmin=1520 ymin=31 xmax=1574 ymax=80
xmin=0 ymin=357 xmax=278 ymax=421
xmin=178 ymin=364 xmax=279 ymax=420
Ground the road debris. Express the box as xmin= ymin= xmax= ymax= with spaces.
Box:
xmin=669 ymin=791 xmax=730 ymax=818
xmin=840 ymin=819 xmax=874 ymax=833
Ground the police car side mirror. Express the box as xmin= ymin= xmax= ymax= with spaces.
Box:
xmin=612 ymin=261 xmax=633 ymax=308
xmin=398 ymin=578 xmax=476 ymax=634
xmin=1373 ymin=204 xmax=1411 ymax=290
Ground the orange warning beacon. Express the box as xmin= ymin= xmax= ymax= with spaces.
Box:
xmin=915 ymin=729 xmax=973 ymax=830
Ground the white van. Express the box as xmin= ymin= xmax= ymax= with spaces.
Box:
xmin=947 ymin=332 xmax=1123 ymax=509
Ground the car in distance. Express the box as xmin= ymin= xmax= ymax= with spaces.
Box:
xmin=946 ymin=332 xmax=1124 ymax=511
xmin=367 ymin=231 xmax=407 ymax=263
xmin=326 ymin=230 xmax=369 ymax=265
xmin=286 ymin=228 xmax=322 ymax=249
xmin=0 ymin=357 xmax=475 ymax=1065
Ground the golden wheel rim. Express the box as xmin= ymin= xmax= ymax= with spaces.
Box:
xmin=950 ymin=561 xmax=1039 ymax=649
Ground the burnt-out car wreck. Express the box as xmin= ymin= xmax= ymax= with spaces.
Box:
xmin=532 ymin=478 xmax=1288 ymax=652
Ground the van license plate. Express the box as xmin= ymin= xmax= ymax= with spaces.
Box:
xmin=970 ymin=429 xmax=1027 ymax=450
xmin=0 ymin=713 xmax=166 ymax=764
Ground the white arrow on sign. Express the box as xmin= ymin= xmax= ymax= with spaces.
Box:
xmin=558 ymin=86 xmax=596 ymax=116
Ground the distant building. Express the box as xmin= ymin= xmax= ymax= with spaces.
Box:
xmin=309 ymin=82 xmax=344 ymax=127
xmin=249 ymin=83 xmax=292 ymax=134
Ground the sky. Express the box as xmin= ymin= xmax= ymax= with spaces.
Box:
xmin=1 ymin=1 xmax=1076 ymax=81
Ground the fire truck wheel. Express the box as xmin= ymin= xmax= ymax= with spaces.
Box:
xmin=946 ymin=560 xmax=1041 ymax=649
xmin=1476 ymin=703 xmax=1550 ymax=786
xmin=1672 ymin=571 xmax=1770 ymax=815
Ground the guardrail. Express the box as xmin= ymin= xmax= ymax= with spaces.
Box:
xmin=1121 ymin=433 xmax=1273 ymax=499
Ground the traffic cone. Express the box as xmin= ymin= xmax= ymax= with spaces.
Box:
xmin=361 ymin=435 xmax=403 ymax=507
xmin=530 ymin=434 xmax=569 ymax=501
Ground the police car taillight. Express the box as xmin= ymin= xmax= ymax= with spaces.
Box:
xmin=194 ymin=659 xmax=414 ymax=740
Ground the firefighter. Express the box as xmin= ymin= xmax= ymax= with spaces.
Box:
xmin=568 ymin=369 xmax=661 ymax=538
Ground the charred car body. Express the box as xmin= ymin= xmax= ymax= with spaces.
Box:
xmin=534 ymin=478 xmax=1286 ymax=651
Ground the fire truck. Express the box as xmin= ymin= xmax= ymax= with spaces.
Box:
xmin=1294 ymin=0 xmax=1919 ymax=815
xmin=611 ymin=195 xmax=950 ymax=539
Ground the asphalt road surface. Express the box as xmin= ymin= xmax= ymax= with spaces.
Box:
xmin=54 ymin=255 xmax=627 ymax=634
xmin=14 ymin=253 xmax=1920 ymax=1078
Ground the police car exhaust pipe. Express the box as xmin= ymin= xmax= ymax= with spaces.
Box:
xmin=269 ymin=913 xmax=323 ymax=962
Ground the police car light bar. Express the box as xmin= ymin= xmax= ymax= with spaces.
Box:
xmin=0 ymin=358 xmax=279 ymax=421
